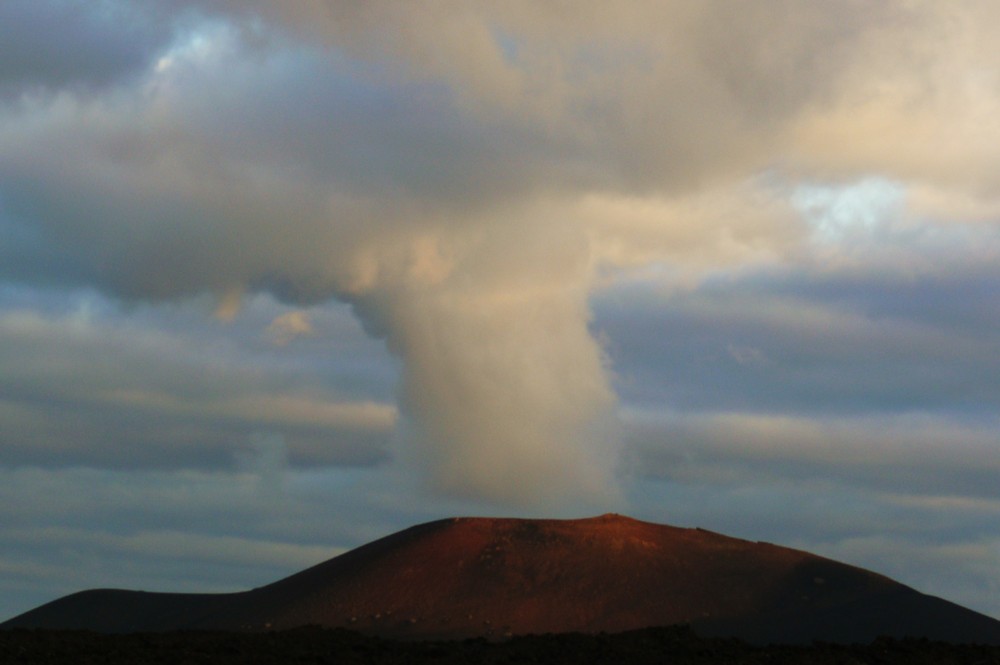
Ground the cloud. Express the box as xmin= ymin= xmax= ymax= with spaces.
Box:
xmin=785 ymin=3 xmax=1000 ymax=200
xmin=3 ymin=525 xmax=340 ymax=573
xmin=622 ymin=409 xmax=1000 ymax=497
xmin=2 ymin=0 xmax=1000 ymax=511
xmin=266 ymin=310 xmax=315 ymax=346
xmin=595 ymin=206 xmax=1000 ymax=416
xmin=0 ymin=0 xmax=177 ymax=97
xmin=0 ymin=14 xmax=629 ymax=507
xmin=0 ymin=294 xmax=394 ymax=469
xmin=0 ymin=464 xmax=361 ymax=618
xmin=582 ymin=180 xmax=807 ymax=280
xmin=805 ymin=534 xmax=1000 ymax=623
xmin=0 ymin=460 xmax=553 ymax=620
xmin=625 ymin=464 xmax=1000 ymax=620
xmin=377 ymin=229 xmax=621 ymax=508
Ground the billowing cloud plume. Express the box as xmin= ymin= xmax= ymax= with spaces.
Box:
xmin=3 ymin=1 xmax=1000 ymax=509
xmin=350 ymin=214 xmax=619 ymax=506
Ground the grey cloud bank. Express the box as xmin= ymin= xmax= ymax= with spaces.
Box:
xmin=1 ymin=0 xmax=999 ymax=622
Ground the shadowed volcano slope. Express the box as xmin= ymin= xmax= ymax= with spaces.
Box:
xmin=4 ymin=514 xmax=1000 ymax=644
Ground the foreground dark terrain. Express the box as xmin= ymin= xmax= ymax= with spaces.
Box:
xmin=4 ymin=625 xmax=1000 ymax=665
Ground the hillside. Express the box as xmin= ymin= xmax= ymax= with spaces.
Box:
xmin=4 ymin=514 xmax=1000 ymax=645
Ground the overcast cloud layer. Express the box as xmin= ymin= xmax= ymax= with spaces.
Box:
xmin=1 ymin=1 xmax=999 ymax=622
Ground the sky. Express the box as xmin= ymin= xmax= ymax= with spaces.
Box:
xmin=1 ymin=0 xmax=999 ymax=623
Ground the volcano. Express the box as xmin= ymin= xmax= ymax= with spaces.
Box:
xmin=4 ymin=514 xmax=1000 ymax=644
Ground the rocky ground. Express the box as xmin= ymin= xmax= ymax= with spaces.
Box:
xmin=3 ymin=625 xmax=1000 ymax=664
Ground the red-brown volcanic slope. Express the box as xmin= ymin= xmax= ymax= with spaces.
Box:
xmin=5 ymin=514 xmax=1000 ymax=644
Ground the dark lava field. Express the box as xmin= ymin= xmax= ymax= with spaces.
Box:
xmin=4 ymin=626 xmax=1000 ymax=665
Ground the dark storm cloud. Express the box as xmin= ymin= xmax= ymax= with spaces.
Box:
xmin=0 ymin=0 xmax=176 ymax=97
xmin=0 ymin=26 xmax=539 ymax=303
